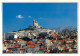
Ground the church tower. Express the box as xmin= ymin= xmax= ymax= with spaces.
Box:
xmin=36 ymin=21 xmax=39 ymax=26
xmin=33 ymin=19 xmax=35 ymax=26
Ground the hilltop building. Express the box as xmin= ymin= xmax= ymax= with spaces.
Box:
xmin=33 ymin=20 xmax=40 ymax=28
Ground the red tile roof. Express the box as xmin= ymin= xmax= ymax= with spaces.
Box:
xmin=7 ymin=47 xmax=15 ymax=48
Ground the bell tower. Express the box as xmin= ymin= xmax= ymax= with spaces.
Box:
xmin=33 ymin=19 xmax=35 ymax=26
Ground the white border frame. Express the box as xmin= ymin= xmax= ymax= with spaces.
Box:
xmin=0 ymin=0 xmax=80 ymax=56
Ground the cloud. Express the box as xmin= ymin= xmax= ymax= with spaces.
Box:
xmin=28 ymin=16 xmax=32 ymax=18
xmin=16 ymin=15 xmax=24 ymax=19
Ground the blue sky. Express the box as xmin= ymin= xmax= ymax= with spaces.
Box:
xmin=3 ymin=3 xmax=77 ymax=33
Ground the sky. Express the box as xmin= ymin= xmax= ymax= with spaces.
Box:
xmin=3 ymin=3 xmax=77 ymax=33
